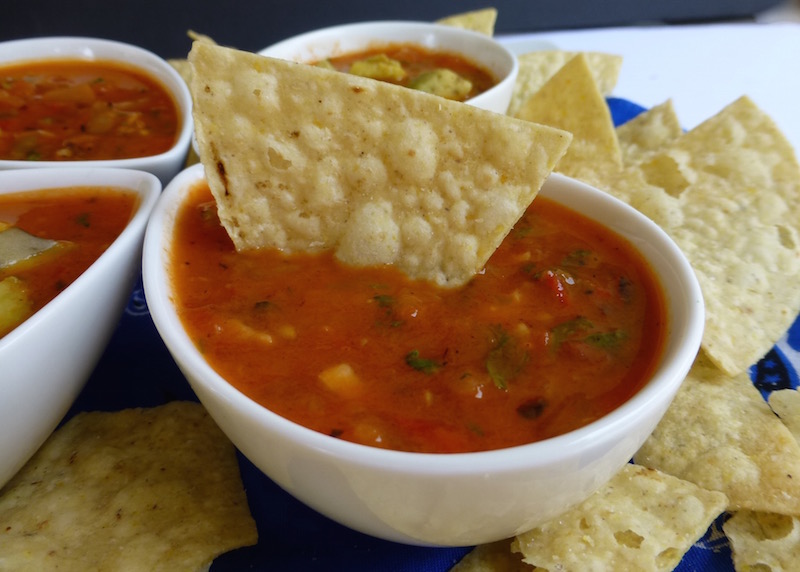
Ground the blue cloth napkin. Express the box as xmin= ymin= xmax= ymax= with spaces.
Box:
xmin=65 ymin=99 xmax=800 ymax=571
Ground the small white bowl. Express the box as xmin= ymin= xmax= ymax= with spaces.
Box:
xmin=0 ymin=167 xmax=161 ymax=488
xmin=0 ymin=37 xmax=193 ymax=185
xmin=259 ymin=21 xmax=518 ymax=114
xmin=144 ymin=164 xmax=703 ymax=546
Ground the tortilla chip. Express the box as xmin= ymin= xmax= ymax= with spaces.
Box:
xmin=769 ymin=388 xmax=800 ymax=442
xmin=451 ymin=539 xmax=533 ymax=572
xmin=189 ymin=42 xmax=571 ymax=287
xmin=0 ymin=402 xmax=257 ymax=571
xmin=724 ymin=511 xmax=800 ymax=572
xmin=508 ymin=51 xmax=623 ymax=117
xmin=578 ymin=163 xmax=686 ymax=233
xmin=634 ymin=353 xmax=800 ymax=515
xmin=436 ymin=8 xmax=498 ymax=36
xmin=168 ymin=57 xmax=193 ymax=85
xmin=510 ymin=464 xmax=727 ymax=571
xmin=167 ymin=47 xmax=203 ymax=168
xmin=168 ymin=30 xmax=218 ymax=86
xmin=634 ymin=96 xmax=800 ymax=375
xmin=616 ymin=99 xmax=683 ymax=166
xmin=515 ymin=53 xmax=622 ymax=179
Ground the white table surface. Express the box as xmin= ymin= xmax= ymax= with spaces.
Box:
xmin=498 ymin=22 xmax=800 ymax=154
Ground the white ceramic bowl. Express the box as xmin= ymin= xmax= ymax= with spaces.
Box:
xmin=0 ymin=167 xmax=161 ymax=488
xmin=259 ymin=21 xmax=518 ymax=114
xmin=0 ymin=37 xmax=193 ymax=185
xmin=143 ymin=164 xmax=704 ymax=546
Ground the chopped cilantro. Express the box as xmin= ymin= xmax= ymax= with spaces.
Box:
xmin=512 ymin=224 xmax=533 ymax=238
xmin=584 ymin=329 xmax=627 ymax=349
xmin=467 ymin=422 xmax=485 ymax=437
xmin=75 ymin=213 xmax=90 ymax=228
xmin=618 ymin=276 xmax=634 ymax=301
xmin=550 ymin=316 xmax=593 ymax=347
xmin=373 ymin=294 xmax=394 ymax=308
xmin=561 ymin=249 xmax=596 ymax=267
xmin=373 ymin=294 xmax=404 ymax=328
xmin=405 ymin=350 xmax=441 ymax=374
xmin=550 ymin=317 xmax=627 ymax=351
xmin=486 ymin=326 xmax=529 ymax=390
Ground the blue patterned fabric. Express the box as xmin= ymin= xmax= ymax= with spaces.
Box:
xmin=64 ymin=98 xmax=800 ymax=571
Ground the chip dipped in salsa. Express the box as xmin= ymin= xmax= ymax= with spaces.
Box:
xmin=0 ymin=59 xmax=180 ymax=161
xmin=169 ymin=182 xmax=667 ymax=454
xmin=316 ymin=43 xmax=496 ymax=102
xmin=0 ymin=187 xmax=138 ymax=338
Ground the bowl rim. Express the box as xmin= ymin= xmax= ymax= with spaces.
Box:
xmin=257 ymin=20 xmax=519 ymax=110
xmin=0 ymin=166 xmax=162 ymax=350
xmin=259 ymin=19 xmax=515 ymax=56
xmin=144 ymin=163 xmax=704 ymax=473
xmin=0 ymin=36 xmax=193 ymax=168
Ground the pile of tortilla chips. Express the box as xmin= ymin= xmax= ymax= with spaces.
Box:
xmin=446 ymin=22 xmax=800 ymax=572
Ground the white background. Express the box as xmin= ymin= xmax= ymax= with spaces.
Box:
xmin=498 ymin=21 xmax=800 ymax=153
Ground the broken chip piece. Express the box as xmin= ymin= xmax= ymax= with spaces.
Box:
xmin=0 ymin=402 xmax=258 ymax=571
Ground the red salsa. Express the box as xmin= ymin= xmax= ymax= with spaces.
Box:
xmin=0 ymin=187 xmax=138 ymax=338
xmin=317 ymin=43 xmax=496 ymax=102
xmin=170 ymin=183 xmax=667 ymax=454
xmin=0 ymin=59 xmax=180 ymax=161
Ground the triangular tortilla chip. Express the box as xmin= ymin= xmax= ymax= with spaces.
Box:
xmin=167 ymin=30 xmax=218 ymax=86
xmin=634 ymin=353 xmax=800 ymax=514
xmin=635 ymin=96 xmax=800 ymax=375
xmin=515 ymin=53 xmax=622 ymax=179
xmin=583 ymin=96 xmax=800 ymax=376
xmin=511 ymin=464 xmax=727 ymax=571
xmin=189 ymin=42 xmax=571 ymax=287
xmin=577 ymin=162 xmax=686 ymax=233
xmin=508 ymin=51 xmax=622 ymax=117
xmin=436 ymin=8 xmax=498 ymax=36
xmin=616 ymin=99 xmax=683 ymax=166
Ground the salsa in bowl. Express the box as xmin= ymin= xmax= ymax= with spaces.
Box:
xmin=0 ymin=167 xmax=161 ymax=488
xmin=143 ymin=164 xmax=703 ymax=546
xmin=259 ymin=21 xmax=518 ymax=114
xmin=0 ymin=37 xmax=192 ymax=184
